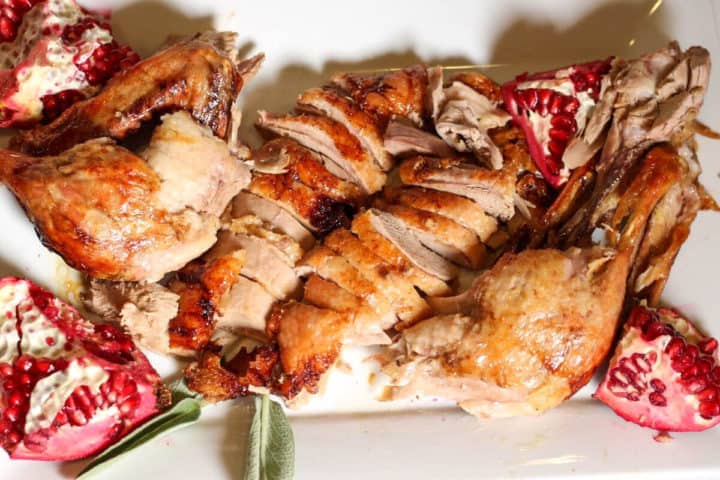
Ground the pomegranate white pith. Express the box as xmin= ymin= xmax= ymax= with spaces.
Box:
xmin=0 ymin=0 xmax=139 ymax=126
xmin=595 ymin=306 xmax=720 ymax=432
xmin=0 ymin=277 xmax=165 ymax=461
xmin=501 ymin=59 xmax=612 ymax=187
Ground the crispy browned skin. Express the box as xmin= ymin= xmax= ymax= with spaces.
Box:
xmin=385 ymin=247 xmax=631 ymax=417
xmin=271 ymin=301 xmax=348 ymax=398
xmin=0 ymin=139 xmax=218 ymax=281
xmin=12 ymin=33 xmax=253 ymax=156
xmin=169 ymin=251 xmax=246 ymax=353
xmin=332 ymin=65 xmax=428 ymax=127
xmin=249 ymin=139 xmax=361 ymax=233
xmin=255 ymin=138 xmax=364 ymax=204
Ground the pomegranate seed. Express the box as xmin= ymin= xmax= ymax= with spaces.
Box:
xmin=0 ymin=16 xmax=17 ymax=41
xmin=68 ymin=409 xmax=87 ymax=426
xmin=4 ymin=406 xmax=20 ymax=423
xmin=54 ymin=410 xmax=68 ymax=426
xmin=0 ymin=363 xmax=13 ymax=378
xmin=550 ymin=113 xmax=574 ymax=130
xmin=699 ymin=338 xmax=718 ymax=355
xmin=708 ymin=366 xmax=720 ymax=387
xmin=686 ymin=345 xmax=699 ymax=362
xmin=15 ymin=355 xmax=34 ymax=372
xmin=3 ymin=379 xmax=18 ymax=392
xmin=648 ymin=392 xmax=667 ymax=407
xmin=100 ymin=382 xmax=111 ymax=395
xmin=632 ymin=353 xmax=652 ymax=373
xmin=111 ymin=372 xmax=127 ymax=392
xmin=65 ymin=396 xmax=76 ymax=411
xmin=665 ymin=338 xmax=685 ymax=358
xmin=106 ymin=391 xmax=117 ymax=404
xmin=522 ymin=89 xmax=538 ymax=109
xmin=119 ymin=394 xmax=140 ymax=415
xmin=626 ymin=392 xmax=640 ymax=402
xmin=6 ymin=430 xmax=21 ymax=444
xmin=8 ymin=390 xmax=24 ymax=407
xmin=684 ymin=377 xmax=707 ymax=394
xmin=120 ymin=381 xmax=137 ymax=399
xmin=19 ymin=373 xmax=32 ymax=386
xmin=650 ymin=378 xmax=666 ymax=392
xmin=33 ymin=359 xmax=53 ymax=374
xmin=671 ymin=356 xmax=693 ymax=373
xmin=0 ymin=419 xmax=11 ymax=434
xmin=549 ymin=127 xmax=571 ymax=142
xmin=547 ymin=139 xmax=566 ymax=157
xmin=698 ymin=387 xmax=718 ymax=402
xmin=45 ymin=336 xmax=55 ymax=346
xmin=682 ymin=365 xmax=700 ymax=379
xmin=699 ymin=401 xmax=720 ymax=419
xmin=696 ymin=357 xmax=713 ymax=375
xmin=93 ymin=393 xmax=105 ymax=408
xmin=608 ymin=379 xmax=626 ymax=395
xmin=549 ymin=94 xmax=564 ymax=115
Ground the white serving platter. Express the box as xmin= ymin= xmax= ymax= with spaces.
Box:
xmin=1 ymin=0 xmax=719 ymax=478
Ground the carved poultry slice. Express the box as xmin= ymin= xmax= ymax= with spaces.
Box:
xmin=257 ymin=112 xmax=386 ymax=193
xmin=209 ymin=230 xmax=302 ymax=300
xmin=376 ymin=202 xmax=487 ymax=269
xmin=398 ymin=155 xmax=516 ymax=220
xmin=383 ymin=119 xmax=455 ymax=158
xmin=0 ymin=112 xmax=249 ymax=281
xmin=215 ymin=275 xmax=276 ymax=337
xmin=231 ymin=192 xmax=315 ymax=251
xmin=296 ymin=87 xmax=392 ymax=170
xmin=300 ymin=245 xmax=396 ymax=327
xmin=251 ymin=138 xmax=364 ymax=204
xmin=331 ymin=65 xmax=429 ymax=128
xmin=12 ymin=32 xmax=264 ymax=156
xmin=363 ymin=208 xmax=458 ymax=281
xmin=304 ymin=274 xmax=392 ymax=345
xmin=270 ymin=301 xmax=349 ymax=398
xmin=383 ymin=247 xmax=630 ymax=418
xmin=224 ymin=215 xmax=303 ymax=266
xmin=383 ymin=186 xmax=498 ymax=241
xmin=249 ymin=170 xmax=354 ymax=234
xmin=323 ymin=229 xmax=431 ymax=326
xmin=351 ymin=211 xmax=451 ymax=296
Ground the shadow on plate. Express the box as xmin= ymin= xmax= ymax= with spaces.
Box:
xmin=487 ymin=0 xmax=671 ymax=81
xmin=109 ymin=0 xmax=214 ymax=57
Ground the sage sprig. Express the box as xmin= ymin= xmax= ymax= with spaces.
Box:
xmin=244 ymin=395 xmax=295 ymax=480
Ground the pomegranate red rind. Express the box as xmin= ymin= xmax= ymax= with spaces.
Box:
xmin=594 ymin=305 xmax=720 ymax=432
xmin=0 ymin=277 xmax=164 ymax=461
xmin=501 ymin=59 xmax=612 ymax=187
xmin=0 ymin=0 xmax=139 ymax=127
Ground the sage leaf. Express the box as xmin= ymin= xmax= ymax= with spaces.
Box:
xmin=77 ymin=384 xmax=202 ymax=479
xmin=244 ymin=395 xmax=295 ymax=480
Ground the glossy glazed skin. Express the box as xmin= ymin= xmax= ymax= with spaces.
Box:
xmin=11 ymin=32 xmax=256 ymax=156
xmin=386 ymin=247 xmax=631 ymax=418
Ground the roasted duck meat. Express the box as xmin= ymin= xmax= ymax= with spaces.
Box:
xmin=0 ymin=112 xmax=250 ymax=281
xmin=11 ymin=31 xmax=263 ymax=156
xmin=384 ymin=247 xmax=630 ymax=417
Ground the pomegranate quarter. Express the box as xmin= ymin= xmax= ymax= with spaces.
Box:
xmin=0 ymin=0 xmax=139 ymax=126
xmin=595 ymin=305 xmax=720 ymax=432
xmin=502 ymin=59 xmax=612 ymax=187
xmin=0 ymin=277 xmax=167 ymax=461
